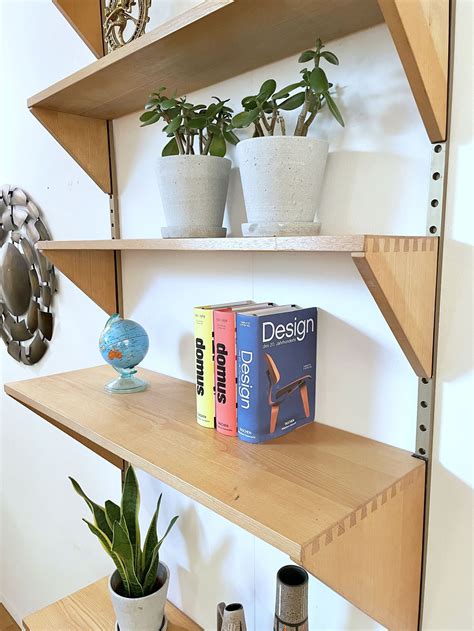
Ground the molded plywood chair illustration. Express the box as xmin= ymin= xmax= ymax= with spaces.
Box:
xmin=265 ymin=353 xmax=312 ymax=433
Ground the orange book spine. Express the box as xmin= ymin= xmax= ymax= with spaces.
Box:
xmin=214 ymin=309 xmax=237 ymax=436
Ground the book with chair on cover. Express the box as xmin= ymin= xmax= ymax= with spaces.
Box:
xmin=194 ymin=301 xmax=254 ymax=428
xmin=213 ymin=302 xmax=276 ymax=436
xmin=236 ymin=305 xmax=317 ymax=443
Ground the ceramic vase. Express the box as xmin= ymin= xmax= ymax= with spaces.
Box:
xmin=217 ymin=602 xmax=247 ymax=631
xmin=109 ymin=561 xmax=169 ymax=631
xmin=156 ymin=155 xmax=231 ymax=238
xmin=273 ymin=565 xmax=309 ymax=631
xmin=237 ymin=136 xmax=328 ymax=237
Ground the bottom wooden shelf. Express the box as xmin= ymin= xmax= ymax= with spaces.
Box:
xmin=23 ymin=577 xmax=201 ymax=630
xmin=7 ymin=366 xmax=425 ymax=630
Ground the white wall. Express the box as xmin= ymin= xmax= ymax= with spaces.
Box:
xmin=0 ymin=1 xmax=471 ymax=629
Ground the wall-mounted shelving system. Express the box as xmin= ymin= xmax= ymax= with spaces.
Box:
xmin=4 ymin=1 xmax=451 ymax=629
xmin=6 ymin=365 xmax=425 ymax=631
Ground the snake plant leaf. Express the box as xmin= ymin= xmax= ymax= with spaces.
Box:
xmin=298 ymin=50 xmax=316 ymax=63
xmin=257 ymin=79 xmax=276 ymax=102
xmin=142 ymin=494 xmax=162 ymax=580
xmin=158 ymin=515 xmax=179 ymax=548
xmin=320 ymin=50 xmax=339 ymax=65
xmin=309 ymin=67 xmax=329 ymax=94
xmin=142 ymin=544 xmax=160 ymax=595
xmin=273 ymin=82 xmax=304 ymax=100
xmin=112 ymin=521 xmax=144 ymax=598
xmin=162 ymin=137 xmax=179 ymax=156
xmin=279 ymin=92 xmax=306 ymax=111
xmin=105 ymin=500 xmax=121 ymax=530
xmin=69 ymin=477 xmax=112 ymax=540
xmin=121 ymin=466 xmax=141 ymax=558
xmin=324 ymin=92 xmax=345 ymax=127
xmin=140 ymin=112 xmax=161 ymax=127
xmin=209 ymin=132 xmax=227 ymax=157
xmin=82 ymin=519 xmax=112 ymax=557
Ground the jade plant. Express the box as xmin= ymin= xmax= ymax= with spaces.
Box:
xmin=139 ymin=89 xmax=239 ymax=156
xmin=231 ymin=39 xmax=344 ymax=137
xmin=70 ymin=466 xmax=178 ymax=598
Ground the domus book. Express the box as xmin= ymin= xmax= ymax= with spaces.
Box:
xmin=236 ymin=305 xmax=317 ymax=443
xmin=194 ymin=301 xmax=253 ymax=428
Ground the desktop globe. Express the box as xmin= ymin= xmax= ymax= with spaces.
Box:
xmin=99 ymin=314 xmax=149 ymax=393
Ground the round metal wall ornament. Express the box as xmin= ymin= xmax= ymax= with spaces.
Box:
xmin=104 ymin=0 xmax=151 ymax=52
xmin=0 ymin=185 xmax=56 ymax=364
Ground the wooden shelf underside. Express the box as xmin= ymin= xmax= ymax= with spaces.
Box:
xmin=38 ymin=235 xmax=439 ymax=378
xmin=6 ymin=365 xmax=424 ymax=630
xmin=23 ymin=576 xmax=202 ymax=630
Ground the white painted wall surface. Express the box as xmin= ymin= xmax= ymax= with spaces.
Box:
xmin=0 ymin=1 xmax=471 ymax=629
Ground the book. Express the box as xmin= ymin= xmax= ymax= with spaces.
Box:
xmin=214 ymin=302 xmax=276 ymax=436
xmin=236 ymin=305 xmax=317 ymax=443
xmin=194 ymin=301 xmax=254 ymax=428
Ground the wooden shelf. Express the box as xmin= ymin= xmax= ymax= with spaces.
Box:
xmin=30 ymin=0 xmax=449 ymax=192
xmin=6 ymin=365 xmax=424 ymax=630
xmin=23 ymin=577 xmax=202 ymax=630
xmin=38 ymin=235 xmax=439 ymax=378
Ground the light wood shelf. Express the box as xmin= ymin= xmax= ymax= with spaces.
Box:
xmin=30 ymin=0 xmax=449 ymax=192
xmin=6 ymin=365 xmax=424 ymax=630
xmin=23 ymin=577 xmax=202 ymax=630
xmin=37 ymin=235 xmax=439 ymax=378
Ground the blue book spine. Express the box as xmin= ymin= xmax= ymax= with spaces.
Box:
xmin=236 ymin=313 xmax=260 ymax=443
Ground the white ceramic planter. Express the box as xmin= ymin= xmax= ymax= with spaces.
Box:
xmin=156 ymin=155 xmax=231 ymax=238
xmin=109 ymin=562 xmax=169 ymax=631
xmin=237 ymin=136 xmax=329 ymax=237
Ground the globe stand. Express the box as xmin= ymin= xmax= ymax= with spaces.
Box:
xmin=105 ymin=368 xmax=148 ymax=394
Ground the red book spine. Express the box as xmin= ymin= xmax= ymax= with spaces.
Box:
xmin=214 ymin=309 xmax=237 ymax=436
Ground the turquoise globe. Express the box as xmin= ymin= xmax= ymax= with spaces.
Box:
xmin=99 ymin=314 xmax=149 ymax=393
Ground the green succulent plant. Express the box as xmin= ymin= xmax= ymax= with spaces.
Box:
xmin=70 ymin=466 xmax=178 ymax=598
xmin=231 ymin=39 xmax=344 ymax=137
xmin=139 ymin=90 xmax=239 ymax=157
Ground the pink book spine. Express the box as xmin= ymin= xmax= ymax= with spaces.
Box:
xmin=214 ymin=309 xmax=237 ymax=436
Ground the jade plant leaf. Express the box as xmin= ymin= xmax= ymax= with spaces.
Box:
xmin=298 ymin=50 xmax=315 ymax=63
xmin=309 ymin=67 xmax=329 ymax=94
xmin=279 ymin=92 xmax=306 ymax=111
xmin=209 ymin=132 xmax=227 ymax=157
xmin=324 ymin=91 xmax=345 ymax=127
xmin=164 ymin=116 xmax=182 ymax=134
xmin=162 ymin=137 xmax=179 ymax=156
xmin=257 ymin=79 xmax=276 ymax=102
xmin=140 ymin=112 xmax=161 ymax=127
xmin=320 ymin=50 xmax=339 ymax=65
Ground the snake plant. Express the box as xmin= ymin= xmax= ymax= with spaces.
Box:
xmin=70 ymin=466 xmax=178 ymax=598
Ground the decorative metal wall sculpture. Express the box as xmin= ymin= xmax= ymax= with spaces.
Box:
xmin=0 ymin=185 xmax=56 ymax=364
xmin=104 ymin=0 xmax=151 ymax=51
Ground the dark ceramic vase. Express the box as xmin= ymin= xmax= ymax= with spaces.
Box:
xmin=273 ymin=565 xmax=309 ymax=631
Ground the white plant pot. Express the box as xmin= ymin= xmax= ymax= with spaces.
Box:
xmin=237 ymin=136 xmax=329 ymax=237
xmin=109 ymin=562 xmax=169 ymax=631
xmin=156 ymin=155 xmax=231 ymax=238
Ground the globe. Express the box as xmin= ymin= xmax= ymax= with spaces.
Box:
xmin=99 ymin=314 xmax=149 ymax=393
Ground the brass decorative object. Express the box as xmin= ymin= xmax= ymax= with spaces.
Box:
xmin=0 ymin=186 xmax=56 ymax=364
xmin=104 ymin=0 xmax=151 ymax=52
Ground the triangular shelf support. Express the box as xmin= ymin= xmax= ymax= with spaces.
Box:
xmin=31 ymin=107 xmax=112 ymax=194
xmin=52 ymin=0 xmax=104 ymax=58
xmin=45 ymin=249 xmax=118 ymax=315
xmin=352 ymin=236 xmax=438 ymax=378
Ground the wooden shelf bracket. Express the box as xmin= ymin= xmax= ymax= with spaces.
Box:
xmin=52 ymin=0 xmax=104 ymax=58
xmin=31 ymin=107 xmax=112 ymax=194
xmin=352 ymin=236 xmax=438 ymax=378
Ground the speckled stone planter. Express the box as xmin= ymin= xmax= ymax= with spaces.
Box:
xmin=273 ymin=565 xmax=309 ymax=631
xmin=156 ymin=155 xmax=231 ymax=238
xmin=237 ymin=136 xmax=328 ymax=237
xmin=217 ymin=602 xmax=247 ymax=631
xmin=109 ymin=562 xmax=169 ymax=631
